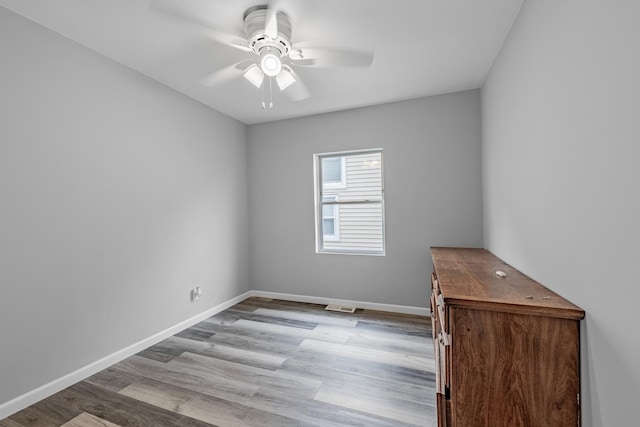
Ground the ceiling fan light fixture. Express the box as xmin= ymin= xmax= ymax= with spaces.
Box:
xmin=276 ymin=66 xmax=296 ymax=90
xmin=260 ymin=52 xmax=282 ymax=77
xmin=243 ymin=64 xmax=264 ymax=88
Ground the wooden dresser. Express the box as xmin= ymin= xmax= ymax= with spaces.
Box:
xmin=430 ymin=247 xmax=585 ymax=427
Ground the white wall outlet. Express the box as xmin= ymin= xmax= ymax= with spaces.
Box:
xmin=191 ymin=286 xmax=202 ymax=302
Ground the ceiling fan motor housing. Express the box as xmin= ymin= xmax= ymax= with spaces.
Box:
xmin=243 ymin=5 xmax=292 ymax=58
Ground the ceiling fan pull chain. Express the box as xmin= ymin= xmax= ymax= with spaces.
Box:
xmin=261 ymin=76 xmax=267 ymax=109
xmin=269 ymin=77 xmax=274 ymax=109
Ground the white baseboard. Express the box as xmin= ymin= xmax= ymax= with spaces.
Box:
xmin=0 ymin=291 xmax=252 ymax=420
xmin=0 ymin=290 xmax=428 ymax=419
xmin=247 ymin=290 xmax=430 ymax=317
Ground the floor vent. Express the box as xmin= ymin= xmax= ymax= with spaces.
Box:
xmin=325 ymin=305 xmax=356 ymax=313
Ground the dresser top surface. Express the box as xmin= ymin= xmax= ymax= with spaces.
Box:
xmin=431 ymin=247 xmax=584 ymax=319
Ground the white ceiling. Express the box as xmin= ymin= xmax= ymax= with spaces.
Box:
xmin=0 ymin=0 xmax=523 ymax=124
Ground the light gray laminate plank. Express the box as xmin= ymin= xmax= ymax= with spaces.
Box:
xmin=345 ymin=331 xmax=433 ymax=357
xmin=182 ymin=320 xmax=220 ymax=334
xmin=299 ymin=338 xmax=435 ymax=372
xmin=200 ymin=311 xmax=242 ymax=326
xmin=322 ymin=374 xmax=436 ymax=408
xmin=232 ymin=319 xmax=351 ymax=343
xmin=203 ymin=317 xmax=309 ymax=343
xmin=226 ymin=309 xmax=320 ymax=330
xmin=355 ymin=319 xmax=430 ymax=337
xmin=245 ymin=387 xmax=416 ymax=427
xmin=278 ymin=346 xmax=338 ymax=366
xmin=313 ymin=322 xmax=431 ymax=348
xmin=203 ymin=342 xmax=287 ymax=370
xmin=115 ymin=355 xmax=260 ymax=399
xmin=136 ymin=335 xmax=209 ymax=363
xmin=205 ymin=329 xmax=305 ymax=354
xmin=332 ymin=356 xmax=436 ymax=387
xmin=119 ymin=379 xmax=299 ymax=427
xmin=309 ymin=322 xmax=433 ymax=357
xmin=160 ymin=335 xmax=287 ymax=370
xmin=61 ymin=412 xmax=123 ymax=427
xmin=174 ymin=328 xmax=214 ymax=341
xmin=205 ymin=308 xmax=319 ymax=330
xmin=135 ymin=346 xmax=183 ymax=363
xmin=83 ymin=366 xmax=144 ymax=393
xmin=169 ymin=352 xmax=323 ymax=398
xmin=252 ymin=307 xmax=360 ymax=327
xmin=279 ymin=357 xmax=434 ymax=406
xmin=314 ymin=386 xmax=435 ymax=427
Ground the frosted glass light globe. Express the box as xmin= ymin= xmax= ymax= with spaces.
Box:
xmin=260 ymin=53 xmax=282 ymax=77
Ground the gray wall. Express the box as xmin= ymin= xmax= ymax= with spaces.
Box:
xmin=0 ymin=8 xmax=249 ymax=404
xmin=248 ymin=91 xmax=483 ymax=307
xmin=482 ymin=0 xmax=640 ymax=425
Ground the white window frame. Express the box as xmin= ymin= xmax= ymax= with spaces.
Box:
xmin=314 ymin=148 xmax=385 ymax=256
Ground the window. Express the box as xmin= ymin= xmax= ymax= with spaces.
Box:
xmin=322 ymin=195 xmax=339 ymax=241
xmin=314 ymin=149 xmax=385 ymax=255
xmin=321 ymin=156 xmax=346 ymax=189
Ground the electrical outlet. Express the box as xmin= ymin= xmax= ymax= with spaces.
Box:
xmin=191 ymin=286 xmax=202 ymax=302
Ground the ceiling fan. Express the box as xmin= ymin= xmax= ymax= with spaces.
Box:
xmin=149 ymin=1 xmax=375 ymax=108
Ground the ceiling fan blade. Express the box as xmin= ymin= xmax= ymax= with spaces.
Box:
xmin=264 ymin=7 xmax=278 ymax=40
xmin=279 ymin=66 xmax=310 ymax=101
xmin=205 ymin=33 xmax=252 ymax=53
xmin=199 ymin=60 xmax=255 ymax=87
xmin=289 ymin=58 xmax=315 ymax=67
xmin=297 ymin=47 xmax=374 ymax=68
xmin=148 ymin=0 xmax=250 ymax=52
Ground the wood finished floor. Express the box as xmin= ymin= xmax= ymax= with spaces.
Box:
xmin=1 ymin=298 xmax=436 ymax=427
